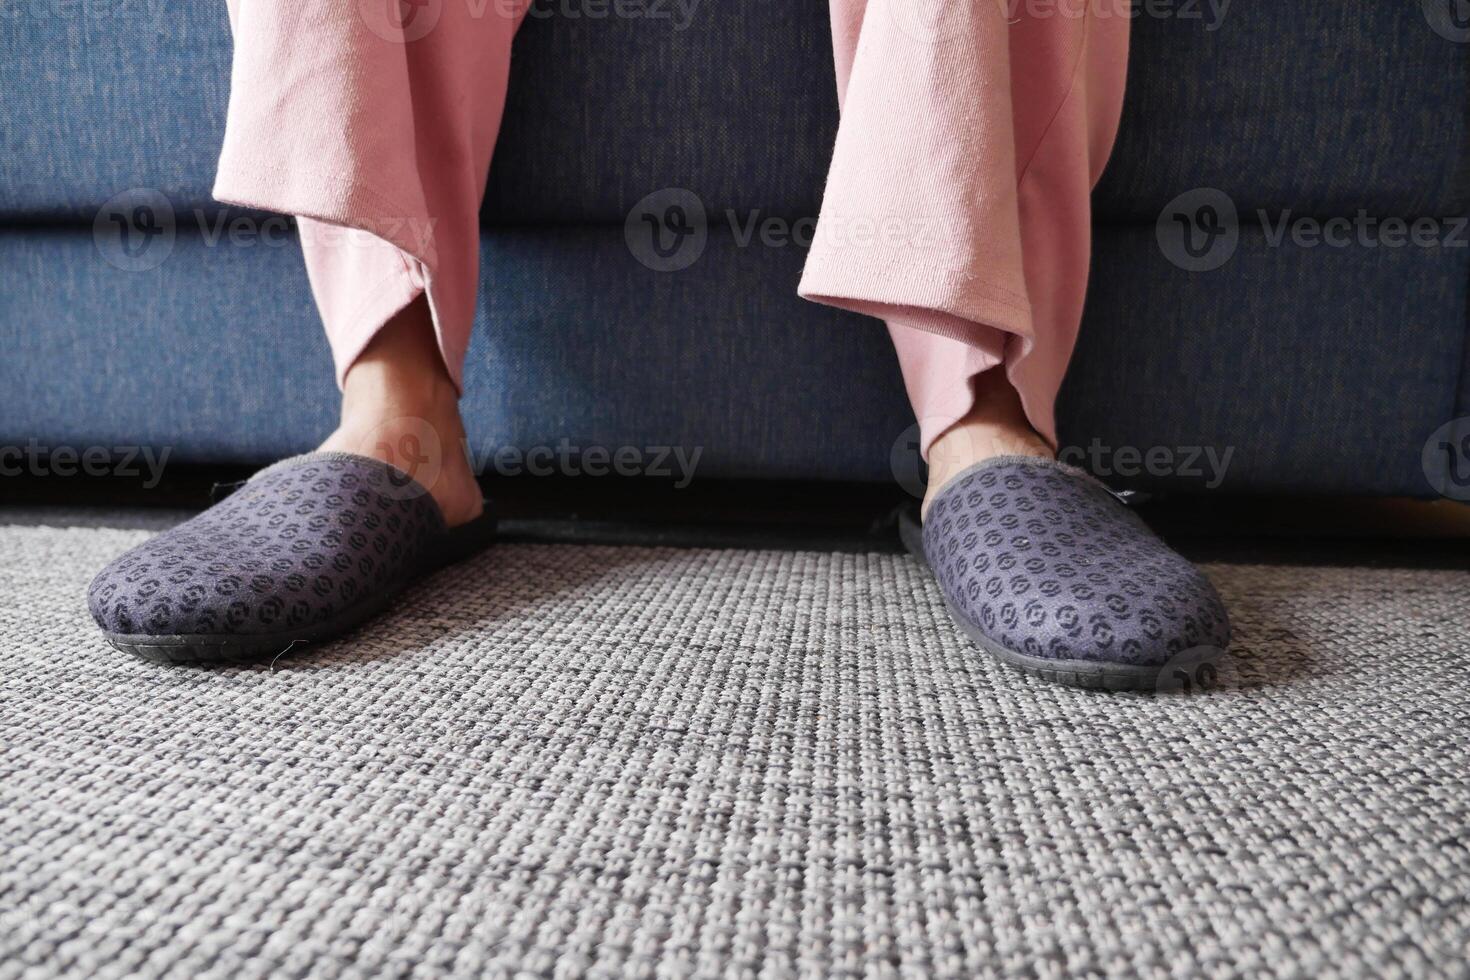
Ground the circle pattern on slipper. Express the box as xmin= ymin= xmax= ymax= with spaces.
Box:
xmin=88 ymin=454 xmax=446 ymax=639
xmin=922 ymin=458 xmax=1231 ymax=667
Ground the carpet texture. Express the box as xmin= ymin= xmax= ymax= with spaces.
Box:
xmin=1 ymin=518 xmax=1468 ymax=978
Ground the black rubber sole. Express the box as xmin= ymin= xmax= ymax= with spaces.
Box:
xmin=898 ymin=502 xmax=1222 ymax=692
xmin=105 ymin=511 xmax=498 ymax=666
xmin=106 ymin=591 xmax=405 ymax=664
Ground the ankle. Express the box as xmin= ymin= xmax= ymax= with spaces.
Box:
xmin=341 ymin=345 xmax=457 ymax=421
xmin=340 ymin=362 xmax=458 ymax=427
xmin=340 ymin=296 xmax=458 ymax=417
xmin=320 ymin=411 xmax=482 ymax=528
xmin=921 ymin=378 xmax=1052 ymax=520
xmin=322 ymin=300 xmax=483 ymax=527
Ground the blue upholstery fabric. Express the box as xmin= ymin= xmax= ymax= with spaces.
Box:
xmin=1 ymin=3 xmax=1465 ymax=496
xmin=1094 ymin=3 xmax=1470 ymax=220
xmin=0 ymin=226 xmax=914 ymax=480
xmin=1 ymin=223 xmax=1463 ymax=495
xmin=2 ymin=2 xmax=1466 ymax=222
xmin=0 ymin=3 xmax=237 ymax=221
xmin=1064 ymin=225 xmax=1468 ymax=497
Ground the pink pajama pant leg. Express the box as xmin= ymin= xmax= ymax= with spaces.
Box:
xmin=212 ymin=0 xmax=529 ymax=390
xmin=800 ymin=0 xmax=1130 ymax=455
xmin=214 ymin=0 xmax=1125 ymax=456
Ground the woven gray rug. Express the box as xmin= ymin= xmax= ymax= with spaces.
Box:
xmin=2 ymin=517 xmax=1468 ymax=979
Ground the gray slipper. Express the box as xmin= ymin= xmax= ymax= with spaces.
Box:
xmin=906 ymin=456 xmax=1232 ymax=690
xmin=87 ymin=452 xmax=496 ymax=664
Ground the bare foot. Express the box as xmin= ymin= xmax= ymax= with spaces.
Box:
xmin=319 ymin=297 xmax=484 ymax=528
xmin=921 ymin=372 xmax=1053 ymax=520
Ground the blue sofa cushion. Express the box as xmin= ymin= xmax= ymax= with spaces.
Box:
xmin=2 ymin=221 xmax=1462 ymax=497
xmin=1093 ymin=2 xmax=1470 ymax=220
xmin=2 ymin=2 xmax=1465 ymax=223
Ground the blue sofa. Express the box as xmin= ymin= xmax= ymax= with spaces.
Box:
xmin=3 ymin=2 xmax=1467 ymax=496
